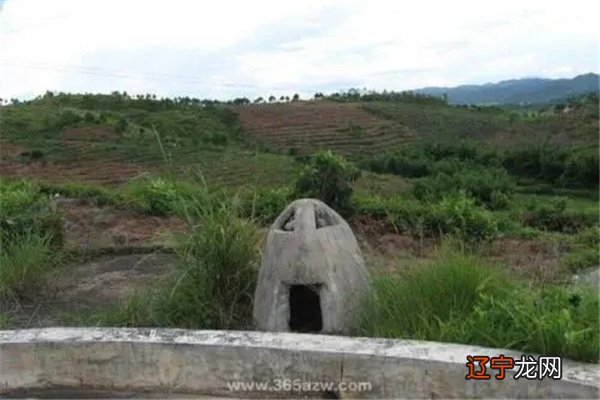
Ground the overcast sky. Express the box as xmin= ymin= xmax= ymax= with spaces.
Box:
xmin=0 ymin=0 xmax=598 ymax=100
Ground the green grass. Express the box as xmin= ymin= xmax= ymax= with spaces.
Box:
xmin=565 ymin=247 xmax=599 ymax=272
xmin=83 ymin=190 xmax=260 ymax=329
xmin=0 ymin=233 xmax=60 ymax=304
xmin=362 ymin=100 xmax=598 ymax=147
xmin=353 ymin=192 xmax=499 ymax=241
xmin=0 ymin=312 xmax=8 ymax=328
xmin=359 ymin=247 xmax=599 ymax=362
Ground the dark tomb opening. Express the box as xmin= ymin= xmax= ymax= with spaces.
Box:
xmin=289 ymin=284 xmax=322 ymax=333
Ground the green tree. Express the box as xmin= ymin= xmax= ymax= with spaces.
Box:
xmin=293 ymin=151 xmax=360 ymax=214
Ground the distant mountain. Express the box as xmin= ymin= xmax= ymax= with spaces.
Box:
xmin=414 ymin=73 xmax=599 ymax=105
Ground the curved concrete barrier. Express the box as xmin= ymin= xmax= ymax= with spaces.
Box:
xmin=1 ymin=328 xmax=598 ymax=398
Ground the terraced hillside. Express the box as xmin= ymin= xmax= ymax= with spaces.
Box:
xmin=238 ymin=102 xmax=416 ymax=158
xmin=1 ymin=93 xmax=597 ymax=188
xmin=239 ymin=98 xmax=599 ymax=156
xmin=0 ymin=96 xmax=297 ymax=188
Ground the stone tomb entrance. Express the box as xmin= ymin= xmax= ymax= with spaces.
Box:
xmin=288 ymin=284 xmax=323 ymax=333
xmin=253 ymin=199 xmax=371 ymax=334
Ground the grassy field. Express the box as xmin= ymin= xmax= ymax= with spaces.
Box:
xmin=0 ymin=92 xmax=598 ymax=362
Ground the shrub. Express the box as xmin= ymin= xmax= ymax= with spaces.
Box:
xmin=294 ymin=151 xmax=360 ymax=214
xmin=0 ymin=180 xmax=64 ymax=247
xmin=356 ymin=193 xmax=499 ymax=241
xmin=564 ymin=227 xmax=599 ymax=272
xmin=84 ymin=111 xmax=96 ymax=123
xmin=39 ymin=182 xmax=121 ymax=207
xmin=30 ymin=149 xmax=44 ymax=160
xmin=365 ymin=142 xmax=598 ymax=189
xmin=127 ymin=177 xmax=178 ymax=216
xmin=241 ymin=186 xmax=293 ymax=224
xmin=419 ymin=194 xmax=499 ymax=241
xmin=565 ymin=247 xmax=599 ymax=273
xmin=55 ymin=110 xmax=82 ymax=129
xmin=522 ymin=198 xmax=596 ymax=233
xmin=503 ymin=146 xmax=599 ymax=188
xmin=0 ymin=180 xmax=40 ymax=216
xmin=413 ymin=167 xmax=514 ymax=209
xmin=203 ymin=131 xmax=228 ymax=145
xmin=115 ymin=117 xmax=128 ymax=134
xmin=366 ymin=149 xmax=431 ymax=177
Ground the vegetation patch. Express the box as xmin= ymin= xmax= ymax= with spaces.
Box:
xmin=359 ymin=247 xmax=599 ymax=363
xmin=87 ymin=191 xmax=259 ymax=329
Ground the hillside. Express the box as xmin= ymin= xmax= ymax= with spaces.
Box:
xmin=0 ymin=92 xmax=597 ymax=188
xmin=414 ymin=73 xmax=599 ymax=105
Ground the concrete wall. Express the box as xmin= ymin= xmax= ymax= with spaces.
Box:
xmin=0 ymin=328 xmax=598 ymax=399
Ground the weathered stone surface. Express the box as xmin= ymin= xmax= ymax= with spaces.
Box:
xmin=253 ymin=199 xmax=371 ymax=334
xmin=0 ymin=328 xmax=598 ymax=399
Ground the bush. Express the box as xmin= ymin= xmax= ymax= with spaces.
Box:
xmin=564 ymin=227 xmax=599 ymax=272
xmin=203 ymin=131 xmax=228 ymax=145
xmin=355 ymin=193 xmax=499 ymax=241
xmin=565 ymin=247 xmax=599 ymax=272
xmin=39 ymin=182 xmax=121 ymax=207
xmin=115 ymin=117 xmax=128 ymax=134
xmin=30 ymin=149 xmax=44 ymax=160
xmin=503 ymin=146 xmax=599 ymax=188
xmin=418 ymin=194 xmax=499 ymax=241
xmin=55 ymin=110 xmax=82 ymax=129
xmin=241 ymin=186 xmax=293 ymax=224
xmin=0 ymin=180 xmax=40 ymax=216
xmin=84 ymin=111 xmax=96 ymax=123
xmin=365 ymin=142 xmax=598 ymax=189
xmin=0 ymin=180 xmax=64 ymax=247
xmin=126 ymin=177 xmax=212 ymax=216
xmin=359 ymin=250 xmax=599 ymax=362
xmin=127 ymin=177 xmax=178 ymax=215
xmin=294 ymin=151 xmax=360 ymax=214
xmin=522 ymin=198 xmax=596 ymax=233
xmin=413 ymin=167 xmax=514 ymax=209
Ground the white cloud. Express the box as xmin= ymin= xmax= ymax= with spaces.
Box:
xmin=0 ymin=0 xmax=598 ymax=99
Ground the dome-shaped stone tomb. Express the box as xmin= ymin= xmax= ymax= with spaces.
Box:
xmin=253 ymin=198 xmax=371 ymax=334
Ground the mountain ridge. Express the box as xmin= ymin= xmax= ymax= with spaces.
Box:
xmin=414 ymin=72 xmax=599 ymax=105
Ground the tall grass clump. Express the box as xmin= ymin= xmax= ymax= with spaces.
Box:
xmin=92 ymin=190 xmax=260 ymax=329
xmin=465 ymin=286 xmax=599 ymax=362
xmin=126 ymin=176 xmax=216 ymax=217
xmin=359 ymin=248 xmax=510 ymax=340
xmin=0 ymin=233 xmax=58 ymax=304
xmin=359 ymin=247 xmax=599 ymax=362
xmin=154 ymin=196 xmax=260 ymax=329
